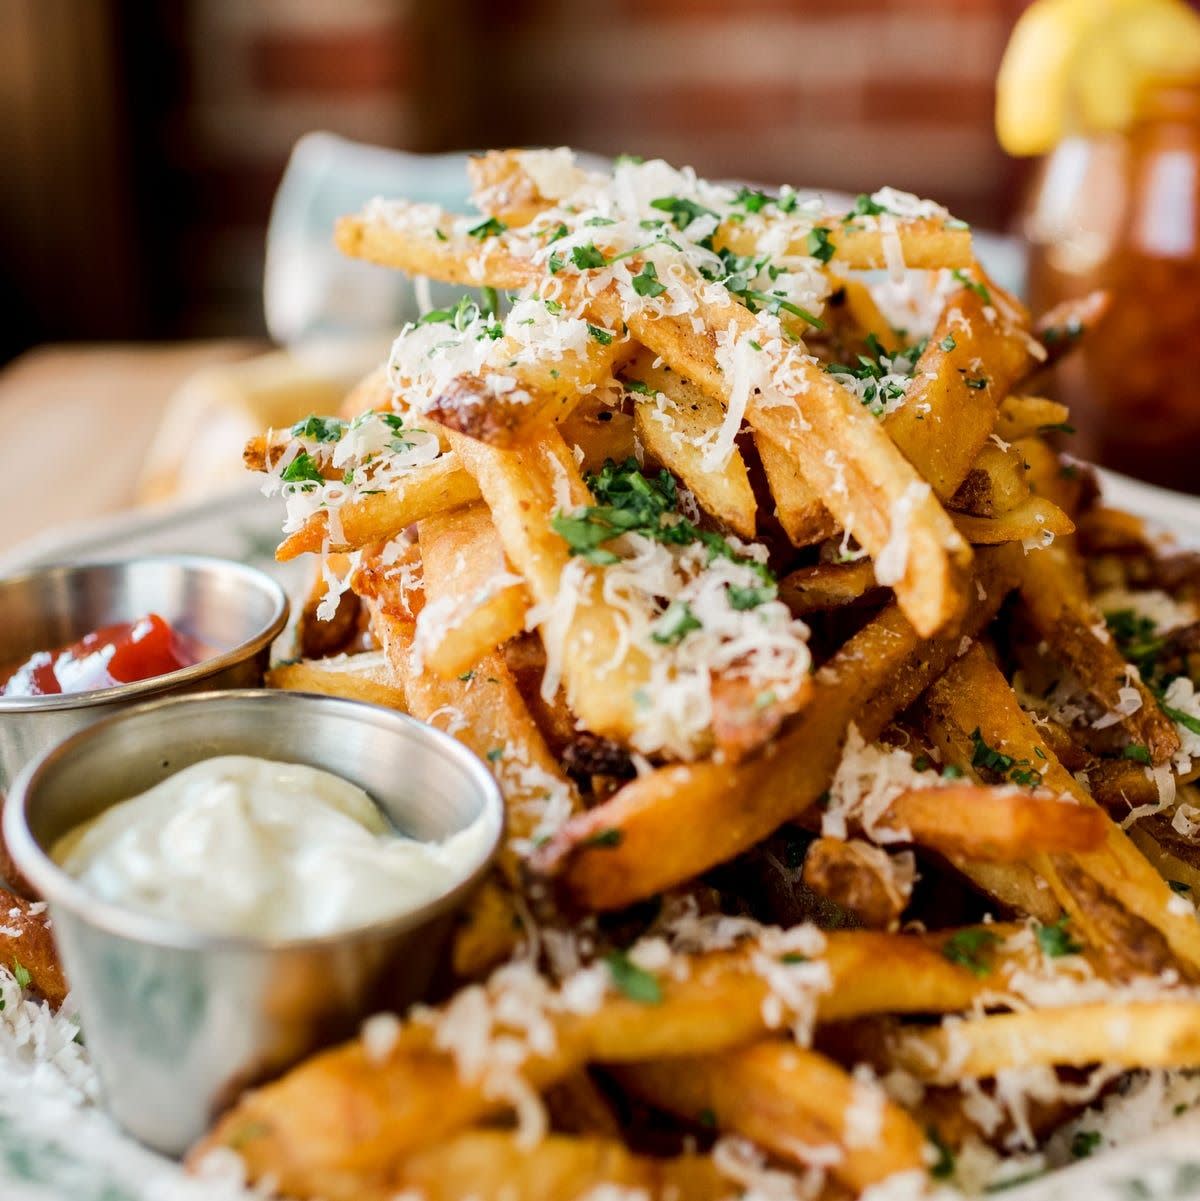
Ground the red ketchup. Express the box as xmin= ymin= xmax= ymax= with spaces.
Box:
xmin=0 ymin=614 xmax=209 ymax=698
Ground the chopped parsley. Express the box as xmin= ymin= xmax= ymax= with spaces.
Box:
xmin=571 ymin=241 xmax=608 ymax=270
xmin=928 ymin=1128 xmax=956 ymax=1179
xmin=939 ymin=334 xmax=957 ymax=352
xmin=467 ymin=216 xmax=506 ymax=239
xmin=951 ymin=269 xmax=992 ymax=305
xmin=1035 ymin=914 xmax=1083 ymax=958
xmin=649 ymin=195 xmax=719 ymax=230
xmin=969 ymin=728 xmax=1040 ymax=787
xmin=1042 ymin=316 xmax=1083 ymax=345
xmin=548 ymin=251 xmax=565 ymax=274
xmin=1039 ymin=421 xmax=1076 ymax=435
xmin=588 ymin=323 xmax=615 ymax=345
xmin=844 ymin=193 xmax=887 ymax=221
xmin=280 ymin=451 xmax=325 ymax=487
xmin=1105 ymin=608 xmax=1165 ymax=684
xmin=624 ymin=379 xmax=655 ymax=396
xmin=650 ymin=600 xmax=702 ymax=645
xmin=727 ymin=583 xmax=776 ymax=611
xmin=291 ymin=415 xmax=346 ymax=443
xmin=806 ymin=226 xmax=836 ymax=263
xmin=1071 ymin=1130 xmax=1102 ymax=1159
xmin=605 ymin=950 xmax=662 ymax=1004
xmin=779 ymin=952 xmax=809 ymax=965
xmin=632 ymin=261 xmax=666 ymax=298
xmin=485 ymin=747 xmax=504 ymax=762
xmin=963 ymin=375 xmax=990 ymax=391
xmin=1163 ymin=702 xmax=1200 ymax=737
xmin=418 ymin=293 xmax=500 ymax=334
xmin=11 ymin=960 xmax=31 ymax=990
xmin=458 ymin=670 xmax=475 ymax=682
xmin=825 ymin=333 xmax=922 ymax=416
xmin=551 ymin=458 xmax=777 ymax=600
xmin=1122 ymin=744 xmax=1152 ymax=764
xmin=583 ymin=828 xmax=623 ymax=848
xmin=698 ymin=1107 xmax=717 ymax=1128
xmin=733 ymin=186 xmax=772 ymax=213
xmin=941 ymin=928 xmax=999 ymax=977
xmin=699 ymin=245 xmax=824 ymax=328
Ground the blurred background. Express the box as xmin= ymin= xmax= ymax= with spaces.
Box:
xmin=2 ymin=0 xmax=1029 ymax=360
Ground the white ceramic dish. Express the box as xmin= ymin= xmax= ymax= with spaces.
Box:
xmin=3 ymin=473 xmax=1200 ymax=1199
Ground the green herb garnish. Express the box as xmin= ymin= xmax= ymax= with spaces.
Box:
xmin=605 ymin=950 xmax=662 ymax=1004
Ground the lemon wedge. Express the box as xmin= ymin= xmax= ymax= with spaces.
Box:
xmin=996 ymin=0 xmax=1200 ymax=156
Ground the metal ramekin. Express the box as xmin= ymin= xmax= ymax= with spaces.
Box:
xmin=0 ymin=556 xmax=290 ymax=790
xmin=4 ymin=690 xmax=504 ymax=1155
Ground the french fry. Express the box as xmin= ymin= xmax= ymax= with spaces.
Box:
xmin=924 ymin=646 xmax=1200 ymax=977
xmin=953 ymin=495 xmax=1075 ymax=546
xmin=196 ymin=926 xmax=1020 ymax=1196
xmin=388 ymin=1132 xmax=728 ymax=1201
xmin=949 ymin=442 xmax=1031 ymax=518
xmin=882 ymin=786 xmax=1107 ymax=860
xmin=627 ymin=350 xmax=757 ymax=539
xmin=753 ymin=431 xmax=839 ymax=547
xmin=887 ymin=1002 xmax=1200 ymax=1081
xmin=995 ymin=395 xmax=1071 ymax=443
xmin=275 ymin=454 xmax=480 ymax=561
xmin=1035 ymin=290 xmax=1110 ymax=366
xmin=1013 ymin=545 xmax=1179 ymax=764
xmin=414 ymin=503 xmax=530 ymax=679
xmin=467 ymin=149 xmax=584 ymax=228
xmin=803 ymin=838 xmax=911 ymax=930
xmin=0 ymin=889 xmax=66 ymax=1008
xmin=559 ymin=395 xmax=637 ymax=471
xmin=267 ymin=651 xmax=407 ymax=711
xmin=778 ymin=559 xmax=881 ymax=616
xmin=533 ymin=549 xmax=1018 ymax=911
xmin=292 ymin=555 xmax=364 ymax=660
xmin=883 ymin=283 xmax=1037 ymax=503
xmin=615 ymin=1041 xmax=926 ymax=1191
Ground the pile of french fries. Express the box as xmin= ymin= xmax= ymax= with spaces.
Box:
xmin=205 ymin=150 xmax=1200 ymax=1199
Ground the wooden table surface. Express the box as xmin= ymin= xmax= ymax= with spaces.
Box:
xmin=0 ymin=341 xmax=262 ymax=555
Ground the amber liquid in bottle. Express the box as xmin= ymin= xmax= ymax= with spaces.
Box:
xmin=1025 ymin=80 xmax=1200 ymax=492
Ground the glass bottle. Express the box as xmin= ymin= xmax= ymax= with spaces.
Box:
xmin=1024 ymin=78 xmax=1200 ymax=492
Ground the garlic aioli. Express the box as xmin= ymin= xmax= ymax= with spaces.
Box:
xmin=51 ymin=755 xmax=494 ymax=939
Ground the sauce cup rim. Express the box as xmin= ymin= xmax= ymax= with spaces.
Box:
xmin=0 ymin=556 xmax=290 ymax=712
xmin=4 ymin=689 xmax=506 ymax=952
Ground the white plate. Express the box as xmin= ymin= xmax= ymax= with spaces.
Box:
xmin=3 ymin=472 xmax=1200 ymax=1200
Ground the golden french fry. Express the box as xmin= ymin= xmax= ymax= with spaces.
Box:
xmin=415 ymin=503 xmax=530 ymax=679
xmin=802 ymin=838 xmax=911 ymax=930
xmin=267 ymin=651 xmax=406 ymax=711
xmin=995 ymin=395 xmax=1072 ymax=443
xmin=778 ymin=559 xmax=881 ymax=616
xmin=276 ymin=454 xmax=480 ymax=561
xmin=196 ymin=925 xmax=1018 ymax=1196
xmin=953 ymin=495 xmax=1075 ymax=546
xmin=533 ymin=549 xmax=1018 ymax=911
xmin=924 ymin=645 xmax=1200 ymax=977
xmin=615 ymin=1041 xmax=925 ymax=1191
xmin=390 ymin=1132 xmax=728 ymax=1201
xmin=888 ymin=1002 xmax=1200 ymax=1081
xmin=753 ymin=431 xmax=839 ymax=547
xmin=628 ymin=350 xmax=756 ymax=539
xmin=559 ymin=395 xmax=637 ymax=471
xmin=883 ymin=786 xmax=1107 ymax=860
xmin=0 ymin=888 xmax=66 ymax=1008
xmin=949 ymin=442 xmax=1031 ymax=518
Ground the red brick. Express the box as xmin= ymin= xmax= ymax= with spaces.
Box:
xmin=861 ymin=78 xmax=995 ymax=124
xmin=248 ymin=26 xmax=410 ymax=94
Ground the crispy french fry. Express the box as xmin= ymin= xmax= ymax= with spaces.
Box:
xmin=615 ymin=1042 xmax=926 ymax=1191
xmin=467 ymin=149 xmax=583 ymax=227
xmin=559 ymin=395 xmax=637 ymax=471
xmin=533 ymin=549 xmax=1018 ymax=911
xmin=884 ymin=284 xmax=1037 ymax=503
xmin=628 ymin=350 xmax=756 ymax=539
xmin=389 ymin=1132 xmax=727 ymax=1201
xmin=924 ymin=646 xmax=1200 ymax=977
xmin=953 ymin=495 xmax=1075 ymax=546
xmin=882 ymin=786 xmax=1107 ymax=860
xmin=949 ymin=442 xmax=1031 ymax=518
xmin=414 ymin=503 xmax=530 ymax=679
xmin=887 ymin=1002 xmax=1200 ymax=1081
xmin=196 ymin=926 xmax=1019 ymax=1197
xmin=1035 ymin=290 xmax=1110 ymax=366
xmin=0 ymin=889 xmax=66 ymax=1008
xmin=292 ymin=555 xmax=364 ymax=660
xmin=778 ymin=559 xmax=881 ymax=616
xmin=753 ymin=432 xmax=838 ymax=547
xmin=995 ymin=395 xmax=1071 ymax=443
xmin=1013 ymin=544 xmax=1179 ymax=764
xmin=276 ymin=454 xmax=480 ymax=561
xmin=267 ymin=651 xmax=406 ymax=711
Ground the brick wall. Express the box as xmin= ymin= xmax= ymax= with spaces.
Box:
xmin=130 ymin=0 xmax=1033 ymax=337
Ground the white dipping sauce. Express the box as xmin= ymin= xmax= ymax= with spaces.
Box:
xmin=51 ymin=755 xmax=493 ymax=939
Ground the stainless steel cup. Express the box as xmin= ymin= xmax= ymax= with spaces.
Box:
xmin=4 ymin=690 xmax=504 ymax=1155
xmin=0 ymin=556 xmax=290 ymax=790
